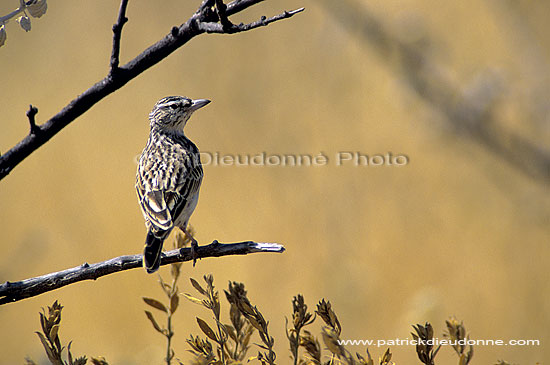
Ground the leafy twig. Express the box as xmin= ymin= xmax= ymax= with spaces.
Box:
xmin=143 ymin=231 xmax=190 ymax=364
xmin=32 ymin=301 xmax=89 ymax=365
xmin=444 ymin=317 xmax=474 ymax=365
xmin=286 ymin=294 xmax=314 ymax=365
xmin=411 ymin=322 xmax=440 ymax=365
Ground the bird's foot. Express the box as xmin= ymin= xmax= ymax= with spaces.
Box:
xmin=181 ymin=227 xmax=200 ymax=266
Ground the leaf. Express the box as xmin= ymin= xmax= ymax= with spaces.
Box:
xmin=255 ymin=343 xmax=270 ymax=351
xmin=67 ymin=341 xmax=73 ymax=365
xmin=27 ymin=0 xmax=48 ymax=18
xmin=142 ymin=297 xmax=168 ymax=313
xmin=35 ymin=332 xmax=57 ymax=363
xmin=158 ymin=276 xmax=172 ymax=296
xmin=225 ymin=324 xmax=237 ymax=342
xmin=144 ymin=311 xmax=163 ymax=333
xmin=242 ymin=325 xmax=254 ymax=348
xmin=196 ymin=317 xmax=218 ymax=342
xmin=248 ymin=317 xmax=262 ymax=331
xmin=39 ymin=312 xmax=47 ymax=334
xmin=49 ymin=324 xmax=60 ymax=343
xmin=171 ymin=263 xmax=181 ymax=281
xmin=90 ymin=357 xmax=109 ymax=365
xmin=170 ymin=293 xmax=180 ymax=314
xmin=16 ymin=16 xmax=31 ymax=32
xmin=240 ymin=301 xmax=256 ymax=316
xmin=0 ymin=25 xmax=6 ymax=48
xmin=190 ymin=277 xmax=207 ymax=295
xmin=183 ymin=293 xmax=206 ymax=306
xmin=213 ymin=291 xmax=221 ymax=319
xmin=73 ymin=357 xmax=88 ymax=365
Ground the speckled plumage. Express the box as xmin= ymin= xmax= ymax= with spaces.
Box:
xmin=136 ymin=96 xmax=210 ymax=273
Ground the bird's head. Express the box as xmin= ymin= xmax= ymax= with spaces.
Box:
xmin=149 ymin=96 xmax=210 ymax=131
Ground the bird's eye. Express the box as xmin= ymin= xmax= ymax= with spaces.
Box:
xmin=170 ymin=104 xmax=178 ymax=110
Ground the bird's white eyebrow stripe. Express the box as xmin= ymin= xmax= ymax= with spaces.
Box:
xmin=160 ymin=100 xmax=191 ymax=109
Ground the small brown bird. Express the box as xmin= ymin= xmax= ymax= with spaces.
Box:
xmin=136 ymin=96 xmax=210 ymax=273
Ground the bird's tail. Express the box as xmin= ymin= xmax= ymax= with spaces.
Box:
xmin=144 ymin=231 xmax=164 ymax=273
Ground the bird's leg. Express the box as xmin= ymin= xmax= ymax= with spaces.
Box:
xmin=182 ymin=226 xmax=199 ymax=266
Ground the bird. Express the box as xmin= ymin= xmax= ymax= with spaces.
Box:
xmin=136 ymin=96 xmax=210 ymax=273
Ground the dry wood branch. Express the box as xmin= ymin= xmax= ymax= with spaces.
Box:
xmin=109 ymin=0 xmax=129 ymax=73
xmin=198 ymin=7 xmax=304 ymax=34
xmin=0 ymin=0 xmax=304 ymax=181
xmin=0 ymin=240 xmax=285 ymax=305
xmin=214 ymin=0 xmax=233 ymax=31
xmin=26 ymin=104 xmax=39 ymax=135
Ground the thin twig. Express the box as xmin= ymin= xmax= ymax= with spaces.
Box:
xmin=110 ymin=0 xmax=130 ymax=74
xmin=166 ymin=313 xmax=173 ymax=365
xmin=0 ymin=241 xmax=285 ymax=305
xmin=0 ymin=0 xmax=304 ymax=181
xmin=197 ymin=0 xmax=215 ymax=15
xmin=0 ymin=0 xmax=29 ymax=25
xmin=224 ymin=0 xmax=267 ymax=17
xmin=214 ymin=0 xmax=233 ymax=31
xmin=26 ymin=104 xmax=39 ymax=135
xmin=198 ymin=7 xmax=305 ymax=34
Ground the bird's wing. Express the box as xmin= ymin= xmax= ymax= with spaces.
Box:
xmin=137 ymin=147 xmax=203 ymax=234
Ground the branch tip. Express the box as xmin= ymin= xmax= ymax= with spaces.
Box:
xmin=252 ymin=242 xmax=286 ymax=253
xmin=110 ymin=0 xmax=130 ymax=73
xmin=26 ymin=104 xmax=39 ymax=134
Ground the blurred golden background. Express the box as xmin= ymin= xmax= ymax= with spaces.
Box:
xmin=1 ymin=0 xmax=549 ymax=363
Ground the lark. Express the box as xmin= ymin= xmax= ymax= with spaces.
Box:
xmin=136 ymin=96 xmax=210 ymax=273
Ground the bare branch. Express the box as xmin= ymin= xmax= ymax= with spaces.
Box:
xmin=197 ymin=0 xmax=215 ymax=15
xmin=198 ymin=7 xmax=305 ymax=34
xmin=0 ymin=240 xmax=285 ymax=305
xmin=0 ymin=0 xmax=304 ymax=181
xmin=224 ymin=0 xmax=267 ymax=17
xmin=110 ymin=0 xmax=129 ymax=73
xmin=214 ymin=0 xmax=233 ymax=31
xmin=26 ymin=104 xmax=39 ymax=135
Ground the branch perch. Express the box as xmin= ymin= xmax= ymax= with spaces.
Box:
xmin=0 ymin=0 xmax=304 ymax=180
xmin=0 ymin=240 xmax=285 ymax=305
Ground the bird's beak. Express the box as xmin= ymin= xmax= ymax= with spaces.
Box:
xmin=190 ymin=99 xmax=211 ymax=112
